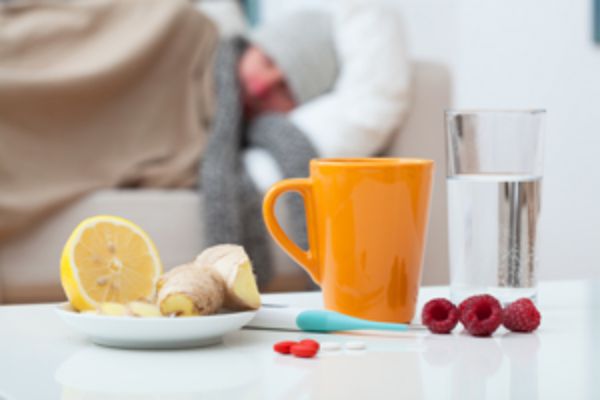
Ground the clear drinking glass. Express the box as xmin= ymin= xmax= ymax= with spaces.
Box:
xmin=445 ymin=110 xmax=545 ymax=304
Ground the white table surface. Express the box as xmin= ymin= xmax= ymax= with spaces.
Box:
xmin=0 ymin=280 xmax=598 ymax=400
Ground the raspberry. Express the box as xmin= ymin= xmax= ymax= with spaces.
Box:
xmin=421 ymin=298 xmax=459 ymax=334
xmin=458 ymin=296 xmax=477 ymax=325
xmin=460 ymin=294 xmax=503 ymax=337
xmin=503 ymin=298 xmax=541 ymax=333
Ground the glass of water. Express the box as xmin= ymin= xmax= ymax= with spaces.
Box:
xmin=445 ymin=110 xmax=545 ymax=304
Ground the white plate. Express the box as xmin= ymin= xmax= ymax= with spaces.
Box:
xmin=55 ymin=303 xmax=257 ymax=349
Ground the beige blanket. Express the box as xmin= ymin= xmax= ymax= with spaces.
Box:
xmin=0 ymin=0 xmax=218 ymax=241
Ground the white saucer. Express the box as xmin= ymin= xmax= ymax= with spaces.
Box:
xmin=55 ymin=303 xmax=257 ymax=349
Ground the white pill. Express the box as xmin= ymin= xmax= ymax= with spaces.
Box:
xmin=345 ymin=341 xmax=366 ymax=350
xmin=320 ymin=341 xmax=342 ymax=351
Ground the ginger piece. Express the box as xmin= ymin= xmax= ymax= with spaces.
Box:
xmin=128 ymin=301 xmax=162 ymax=317
xmin=98 ymin=302 xmax=128 ymax=316
xmin=157 ymin=263 xmax=225 ymax=316
xmin=90 ymin=301 xmax=162 ymax=317
xmin=195 ymin=244 xmax=261 ymax=311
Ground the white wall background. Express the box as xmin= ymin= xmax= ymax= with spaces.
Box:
xmin=261 ymin=0 xmax=600 ymax=281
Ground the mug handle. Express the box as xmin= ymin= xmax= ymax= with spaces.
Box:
xmin=262 ymin=178 xmax=320 ymax=284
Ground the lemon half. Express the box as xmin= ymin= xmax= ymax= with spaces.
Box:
xmin=60 ymin=215 xmax=163 ymax=311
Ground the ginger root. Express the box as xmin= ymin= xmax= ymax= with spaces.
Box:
xmin=94 ymin=301 xmax=162 ymax=317
xmin=97 ymin=302 xmax=128 ymax=316
xmin=88 ymin=245 xmax=261 ymax=318
xmin=157 ymin=263 xmax=225 ymax=316
xmin=195 ymin=244 xmax=261 ymax=311
xmin=128 ymin=301 xmax=162 ymax=317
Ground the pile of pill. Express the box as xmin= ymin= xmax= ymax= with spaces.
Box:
xmin=273 ymin=339 xmax=366 ymax=358
xmin=274 ymin=339 xmax=320 ymax=358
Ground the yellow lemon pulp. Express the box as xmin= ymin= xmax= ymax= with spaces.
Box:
xmin=60 ymin=216 xmax=162 ymax=311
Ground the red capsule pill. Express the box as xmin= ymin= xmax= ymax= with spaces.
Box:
xmin=299 ymin=339 xmax=320 ymax=351
xmin=290 ymin=344 xmax=318 ymax=358
xmin=273 ymin=341 xmax=297 ymax=354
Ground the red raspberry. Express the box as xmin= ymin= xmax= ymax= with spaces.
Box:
xmin=460 ymin=294 xmax=503 ymax=337
xmin=503 ymin=298 xmax=541 ymax=333
xmin=458 ymin=296 xmax=478 ymax=325
xmin=421 ymin=298 xmax=459 ymax=334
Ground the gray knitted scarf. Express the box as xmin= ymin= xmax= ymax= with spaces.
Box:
xmin=200 ymin=37 xmax=317 ymax=288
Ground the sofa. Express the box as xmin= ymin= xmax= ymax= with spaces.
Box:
xmin=0 ymin=1 xmax=452 ymax=304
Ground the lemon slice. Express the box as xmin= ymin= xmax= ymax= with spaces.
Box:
xmin=60 ymin=215 xmax=162 ymax=311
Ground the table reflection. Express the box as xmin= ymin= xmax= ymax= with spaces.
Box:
xmin=55 ymin=343 xmax=262 ymax=399
xmin=268 ymin=348 xmax=424 ymax=399
xmin=421 ymin=332 xmax=540 ymax=400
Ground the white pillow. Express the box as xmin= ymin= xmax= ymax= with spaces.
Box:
xmin=194 ymin=0 xmax=247 ymax=37
xmin=290 ymin=0 xmax=411 ymax=157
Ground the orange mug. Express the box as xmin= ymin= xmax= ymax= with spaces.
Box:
xmin=263 ymin=158 xmax=434 ymax=323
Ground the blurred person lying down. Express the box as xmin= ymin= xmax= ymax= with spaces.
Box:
xmin=0 ymin=0 xmax=337 ymax=287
